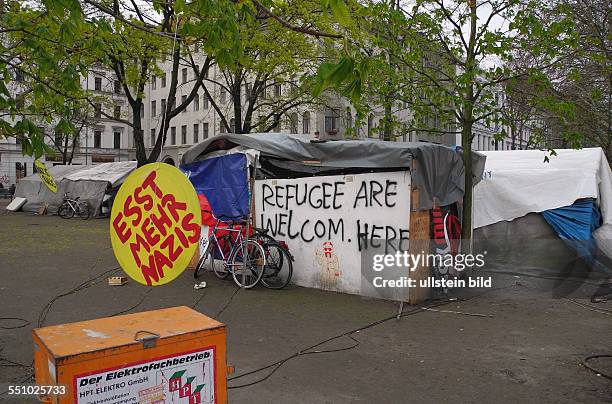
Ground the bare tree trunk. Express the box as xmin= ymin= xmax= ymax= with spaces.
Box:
xmin=132 ymin=100 xmax=147 ymax=166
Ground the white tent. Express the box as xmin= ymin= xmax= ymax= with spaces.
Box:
xmin=474 ymin=148 xmax=612 ymax=258
xmin=14 ymin=161 xmax=137 ymax=217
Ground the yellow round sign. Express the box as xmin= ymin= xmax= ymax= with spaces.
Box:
xmin=110 ymin=163 xmax=201 ymax=286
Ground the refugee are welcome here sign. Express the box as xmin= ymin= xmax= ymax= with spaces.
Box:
xmin=110 ymin=163 xmax=201 ymax=286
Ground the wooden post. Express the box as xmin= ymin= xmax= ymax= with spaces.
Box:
xmin=408 ymin=159 xmax=431 ymax=304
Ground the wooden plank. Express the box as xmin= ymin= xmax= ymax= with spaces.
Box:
xmin=408 ymin=159 xmax=431 ymax=304
xmin=408 ymin=207 xmax=431 ymax=304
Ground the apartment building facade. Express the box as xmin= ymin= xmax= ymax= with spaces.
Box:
xmin=0 ymin=67 xmax=132 ymax=186
xmin=1 ymin=57 xmax=534 ymax=186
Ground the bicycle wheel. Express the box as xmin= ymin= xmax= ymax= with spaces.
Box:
xmin=77 ymin=201 xmax=90 ymax=219
xmin=229 ymin=239 xmax=265 ymax=289
xmin=58 ymin=203 xmax=74 ymax=219
xmin=211 ymin=234 xmax=232 ymax=280
xmin=261 ymin=241 xmax=293 ymax=289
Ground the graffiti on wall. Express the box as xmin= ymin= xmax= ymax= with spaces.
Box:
xmin=315 ymin=241 xmax=341 ymax=290
xmin=258 ymin=177 xmax=410 ymax=252
xmin=255 ymin=172 xmax=411 ymax=294
xmin=0 ymin=174 xmax=9 ymax=185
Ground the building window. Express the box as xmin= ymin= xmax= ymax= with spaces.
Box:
xmin=220 ymin=121 xmax=226 ymax=134
xmin=324 ymin=109 xmax=339 ymax=132
xmin=114 ymin=105 xmax=121 ymax=120
xmin=151 ymin=75 xmax=156 ymax=90
xmin=140 ymin=103 xmax=144 ymax=117
xmin=194 ymin=94 xmax=199 ymax=111
xmin=367 ymin=115 xmax=373 ymax=137
xmin=193 ymin=124 xmax=199 ymax=143
xmin=245 ymin=83 xmax=252 ymax=100
xmin=181 ymin=125 xmax=187 ymax=144
xmin=302 ymin=112 xmax=310 ymax=134
xmin=171 ymin=126 xmax=176 ymax=145
xmin=161 ymin=99 xmax=166 ymax=114
xmin=230 ymin=118 xmax=236 ymax=133
xmin=181 ymin=95 xmax=187 ymax=112
xmin=203 ymin=122 xmax=209 ymax=139
xmin=94 ymin=77 xmax=102 ymax=91
xmin=151 ymin=100 xmax=156 ymax=117
xmin=203 ymin=94 xmax=209 ymax=109
xmin=220 ymin=87 xmax=226 ymax=103
xmin=15 ymin=162 xmax=26 ymax=180
xmin=182 ymin=68 xmax=188 ymax=84
xmin=290 ymin=113 xmax=298 ymax=133
xmin=94 ymin=130 xmax=102 ymax=148
xmin=150 ymin=129 xmax=155 ymax=147
xmin=114 ymin=80 xmax=121 ymax=94
xmin=94 ymin=103 xmax=102 ymax=119
xmin=161 ymin=73 xmax=166 ymax=88
xmin=274 ymin=83 xmax=282 ymax=97
xmin=113 ymin=131 xmax=121 ymax=149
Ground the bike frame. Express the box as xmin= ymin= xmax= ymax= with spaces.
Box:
xmin=202 ymin=214 xmax=249 ymax=272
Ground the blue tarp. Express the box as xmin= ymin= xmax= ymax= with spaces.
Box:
xmin=181 ymin=153 xmax=249 ymax=219
xmin=542 ymin=198 xmax=601 ymax=241
xmin=542 ymin=199 xmax=604 ymax=270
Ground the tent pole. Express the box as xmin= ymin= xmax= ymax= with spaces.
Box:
xmin=242 ymin=154 xmax=258 ymax=288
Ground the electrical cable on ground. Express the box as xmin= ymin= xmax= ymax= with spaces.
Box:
xmin=37 ymin=265 xmax=120 ymax=328
xmin=228 ymin=298 xmax=462 ymax=389
xmin=110 ymin=288 xmax=152 ymax=317
xmin=581 ymin=354 xmax=612 ymax=380
xmin=227 ymin=284 xmax=515 ymax=390
xmin=0 ymin=317 xmax=30 ymax=330
xmin=215 ymin=287 xmax=241 ymax=318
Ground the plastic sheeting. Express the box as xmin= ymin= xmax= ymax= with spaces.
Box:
xmin=542 ymin=199 xmax=601 ymax=241
xmin=474 ymin=148 xmax=612 ymax=259
xmin=181 ymin=154 xmax=250 ymax=222
xmin=14 ymin=162 xmax=136 ymax=216
xmin=181 ymin=133 xmax=486 ymax=210
xmin=474 ymin=148 xmax=612 ymax=229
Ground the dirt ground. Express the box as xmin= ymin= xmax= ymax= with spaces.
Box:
xmin=0 ymin=206 xmax=611 ymax=403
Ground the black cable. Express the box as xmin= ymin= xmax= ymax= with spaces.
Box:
xmin=110 ymin=288 xmax=152 ymax=317
xmin=227 ymin=299 xmax=454 ymax=389
xmin=37 ymin=266 xmax=120 ymax=328
xmin=215 ymin=287 xmax=241 ymax=318
xmin=582 ymin=354 xmax=612 ymax=380
xmin=0 ymin=317 xmax=30 ymax=330
xmin=227 ymin=283 xmax=516 ymax=390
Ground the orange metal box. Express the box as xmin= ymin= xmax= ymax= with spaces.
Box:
xmin=33 ymin=306 xmax=227 ymax=404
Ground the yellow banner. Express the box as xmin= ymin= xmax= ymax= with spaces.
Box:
xmin=110 ymin=163 xmax=201 ymax=286
xmin=34 ymin=160 xmax=57 ymax=193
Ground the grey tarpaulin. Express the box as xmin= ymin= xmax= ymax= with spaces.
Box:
xmin=181 ymin=133 xmax=486 ymax=210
